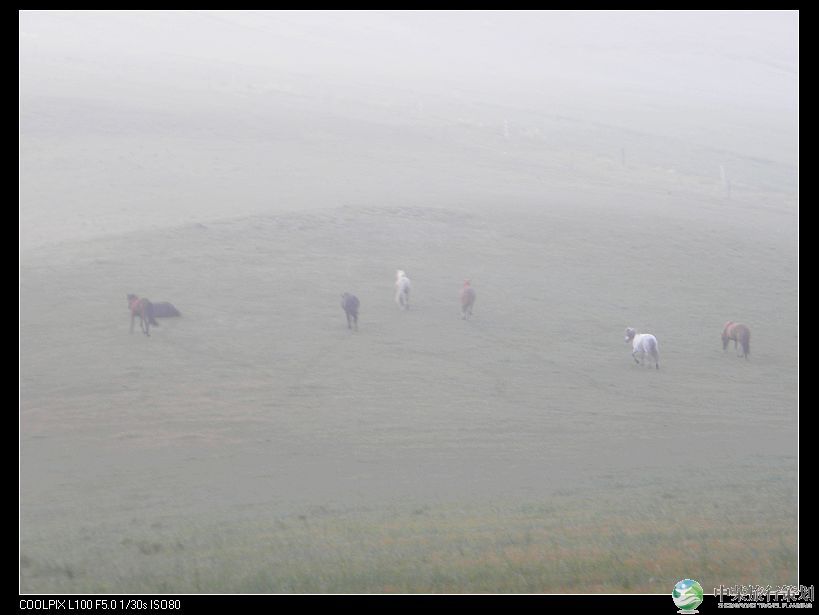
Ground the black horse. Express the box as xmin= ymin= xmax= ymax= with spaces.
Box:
xmin=341 ymin=293 xmax=360 ymax=331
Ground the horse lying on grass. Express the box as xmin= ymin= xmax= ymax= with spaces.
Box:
xmin=152 ymin=302 xmax=182 ymax=318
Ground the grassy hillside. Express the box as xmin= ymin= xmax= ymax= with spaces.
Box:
xmin=20 ymin=192 xmax=797 ymax=592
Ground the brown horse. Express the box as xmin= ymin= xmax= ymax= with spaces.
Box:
xmin=722 ymin=321 xmax=751 ymax=359
xmin=127 ymin=294 xmax=158 ymax=336
xmin=460 ymin=280 xmax=476 ymax=319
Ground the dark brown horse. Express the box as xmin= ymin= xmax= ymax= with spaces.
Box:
xmin=460 ymin=280 xmax=476 ymax=319
xmin=127 ymin=294 xmax=158 ymax=336
xmin=722 ymin=321 xmax=751 ymax=359
xmin=341 ymin=293 xmax=360 ymax=331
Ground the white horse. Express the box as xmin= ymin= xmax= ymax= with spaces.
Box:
xmin=625 ymin=327 xmax=660 ymax=369
xmin=395 ymin=270 xmax=411 ymax=310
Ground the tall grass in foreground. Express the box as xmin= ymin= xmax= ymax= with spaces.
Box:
xmin=21 ymin=483 xmax=796 ymax=594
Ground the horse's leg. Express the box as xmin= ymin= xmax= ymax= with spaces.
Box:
xmin=632 ymin=351 xmax=640 ymax=365
xmin=130 ymin=313 xmax=135 ymax=334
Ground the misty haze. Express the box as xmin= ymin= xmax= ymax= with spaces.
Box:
xmin=19 ymin=10 xmax=798 ymax=594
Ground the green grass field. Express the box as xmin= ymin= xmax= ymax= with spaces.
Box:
xmin=20 ymin=192 xmax=797 ymax=593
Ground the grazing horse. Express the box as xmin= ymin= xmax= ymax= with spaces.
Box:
xmin=341 ymin=293 xmax=360 ymax=330
xmin=460 ymin=280 xmax=476 ymax=319
xmin=395 ymin=270 xmax=411 ymax=310
xmin=151 ymin=302 xmax=182 ymax=318
xmin=127 ymin=294 xmax=158 ymax=336
xmin=625 ymin=327 xmax=660 ymax=369
xmin=722 ymin=321 xmax=750 ymax=359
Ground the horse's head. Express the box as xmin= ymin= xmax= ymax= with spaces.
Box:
xmin=396 ymin=270 xmax=406 ymax=281
xmin=127 ymin=294 xmax=138 ymax=307
xmin=463 ymin=279 xmax=471 ymax=287
xmin=624 ymin=327 xmax=636 ymax=343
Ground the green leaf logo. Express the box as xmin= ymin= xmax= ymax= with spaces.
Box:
xmin=672 ymin=579 xmax=704 ymax=612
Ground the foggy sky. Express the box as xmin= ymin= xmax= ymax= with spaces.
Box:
xmin=19 ymin=10 xmax=798 ymax=247
xmin=19 ymin=11 xmax=798 ymax=140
